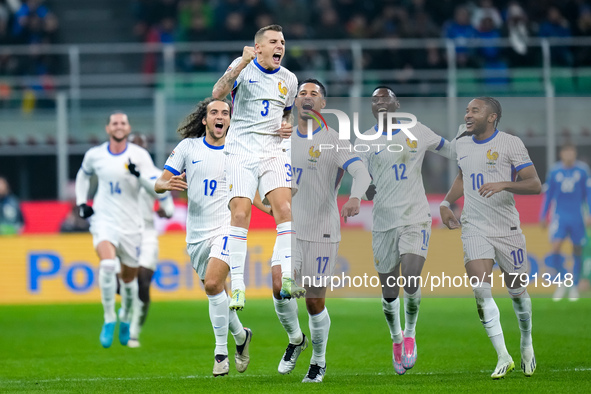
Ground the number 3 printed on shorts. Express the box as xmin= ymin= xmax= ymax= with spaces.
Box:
xmin=261 ymin=100 xmax=269 ymax=117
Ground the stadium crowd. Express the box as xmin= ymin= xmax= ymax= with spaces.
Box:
xmin=131 ymin=0 xmax=591 ymax=72
xmin=0 ymin=0 xmax=58 ymax=76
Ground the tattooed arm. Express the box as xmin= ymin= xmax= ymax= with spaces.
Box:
xmin=212 ymin=46 xmax=256 ymax=99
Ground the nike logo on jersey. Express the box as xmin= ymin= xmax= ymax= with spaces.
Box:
xmin=249 ymin=79 xmax=258 ymax=83
xmin=459 ymin=156 xmax=468 ymax=160
xmin=231 ymin=266 xmax=241 ymax=270
xmin=192 ymin=160 xmax=202 ymax=164
xmin=375 ymin=149 xmax=385 ymax=155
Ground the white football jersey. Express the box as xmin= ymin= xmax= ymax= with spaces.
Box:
xmin=292 ymin=125 xmax=361 ymax=242
xmin=164 ymin=137 xmax=229 ymax=243
xmin=80 ymin=142 xmax=156 ymax=234
xmin=224 ymin=56 xmax=298 ymax=157
xmin=139 ymin=165 xmax=173 ymax=231
xmin=360 ymin=122 xmax=453 ymax=231
xmin=456 ymin=129 xmax=533 ymax=237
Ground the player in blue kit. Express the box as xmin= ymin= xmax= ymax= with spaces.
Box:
xmin=540 ymin=144 xmax=591 ymax=301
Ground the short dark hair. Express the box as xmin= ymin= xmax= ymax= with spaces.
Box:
xmin=255 ymin=24 xmax=283 ymax=42
xmin=298 ymin=78 xmax=327 ymax=97
xmin=474 ymin=96 xmax=502 ymax=128
xmin=177 ymin=97 xmax=231 ymax=139
xmin=106 ymin=111 xmax=127 ymax=125
xmin=560 ymin=143 xmax=576 ymax=152
xmin=372 ymin=86 xmax=396 ymax=96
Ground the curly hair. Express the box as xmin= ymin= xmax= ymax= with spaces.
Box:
xmin=176 ymin=97 xmax=231 ymax=139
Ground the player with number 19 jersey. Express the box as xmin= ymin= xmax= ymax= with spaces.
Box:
xmin=164 ymin=137 xmax=229 ymax=245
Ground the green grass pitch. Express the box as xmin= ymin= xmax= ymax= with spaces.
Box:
xmin=1 ymin=297 xmax=590 ymax=392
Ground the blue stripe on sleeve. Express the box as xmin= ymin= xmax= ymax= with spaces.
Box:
xmin=343 ymin=157 xmax=361 ymax=171
xmin=164 ymin=165 xmax=180 ymax=176
xmin=435 ymin=137 xmax=445 ymax=151
xmin=515 ymin=162 xmax=533 ymax=172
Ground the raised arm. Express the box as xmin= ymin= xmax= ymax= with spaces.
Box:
xmin=212 ymin=47 xmax=256 ymax=99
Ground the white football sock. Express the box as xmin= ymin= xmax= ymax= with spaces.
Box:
xmin=273 ymin=297 xmax=303 ymax=344
xmin=130 ymin=298 xmax=144 ymax=339
xmin=508 ymin=287 xmax=533 ymax=348
xmin=382 ymin=297 xmax=403 ymax=343
xmin=98 ymin=259 xmax=117 ymax=323
xmin=309 ymin=307 xmax=331 ymax=368
xmin=275 ymin=222 xmax=294 ymax=279
xmin=227 ymin=293 xmax=246 ymax=346
xmin=208 ymin=290 xmax=229 ymax=356
xmin=473 ymin=283 xmax=510 ymax=360
xmin=403 ymin=288 xmax=421 ymax=338
xmin=229 ymin=226 xmax=248 ymax=292
xmin=120 ymin=278 xmax=139 ymax=324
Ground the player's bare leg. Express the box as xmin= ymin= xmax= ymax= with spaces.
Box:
xmin=399 ymin=253 xmax=425 ymax=371
xmin=303 ymin=287 xmax=328 ymax=383
xmin=204 ymin=258 xmax=250 ymax=376
xmin=273 ymin=265 xmax=306 ymax=374
xmin=466 ymin=259 xmax=514 ymax=379
xmin=267 ymin=187 xmax=305 ymax=299
xmin=96 ymin=241 xmax=119 ymax=348
xmin=379 ymin=269 xmax=405 ymax=375
xmin=501 ymin=267 xmax=535 ymax=376
xmin=228 ymin=197 xmax=251 ymax=310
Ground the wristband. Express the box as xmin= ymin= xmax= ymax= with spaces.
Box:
xmin=440 ymin=200 xmax=451 ymax=208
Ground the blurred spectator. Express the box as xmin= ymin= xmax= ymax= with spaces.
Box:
xmin=504 ymin=1 xmax=531 ymax=67
xmin=443 ymin=6 xmax=478 ymax=67
xmin=60 ymin=204 xmax=90 ymax=233
xmin=472 ymin=0 xmax=503 ymax=30
xmin=426 ymin=0 xmax=456 ymax=26
xmin=539 ymin=6 xmax=574 ymax=66
xmin=0 ymin=1 xmax=9 ymax=45
xmin=11 ymin=0 xmax=50 ymax=42
xmin=179 ymin=14 xmax=212 ymax=42
xmin=214 ymin=12 xmax=251 ymax=41
xmin=317 ymin=8 xmax=347 ymax=39
xmin=177 ymin=0 xmax=212 ymax=34
xmin=0 ymin=176 xmax=24 ymax=235
xmin=575 ymin=6 xmax=591 ymax=67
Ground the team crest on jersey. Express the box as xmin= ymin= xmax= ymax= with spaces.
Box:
xmin=278 ymin=80 xmax=288 ymax=99
xmin=169 ymin=150 xmax=175 ymax=159
xmin=486 ymin=149 xmax=499 ymax=169
xmin=406 ymin=138 xmax=418 ymax=153
xmin=308 ymin=146 xmax=321 ymax=163
xmin=229 ymin=184 xmax=233 ymax=191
